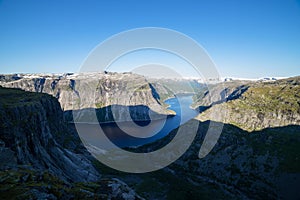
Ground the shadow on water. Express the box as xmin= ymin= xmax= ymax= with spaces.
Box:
xmin=65 ymin=95 xmax=198 ymax=148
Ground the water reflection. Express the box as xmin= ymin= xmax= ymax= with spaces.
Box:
xmin=75 ymin=95 xmax=198 ymax=148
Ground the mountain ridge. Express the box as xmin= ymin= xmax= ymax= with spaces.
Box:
xmin=0 ymin=72 xmax=176 ymax=123
xmin=194 ymin=76 xmax=300 ymax=131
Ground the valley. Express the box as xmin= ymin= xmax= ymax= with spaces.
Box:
xmin=0 ymin=73 xmax=300 ymax=199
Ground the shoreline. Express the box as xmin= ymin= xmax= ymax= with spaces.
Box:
xmin=68 ymin=114 xmax=176 ymax=125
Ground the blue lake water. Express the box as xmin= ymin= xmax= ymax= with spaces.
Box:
xmin=75 ymin=95 xmax=198 ymax=148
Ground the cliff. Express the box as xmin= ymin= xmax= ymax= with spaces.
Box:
xmin=0 ymin=87 xmax=143 ymax=199
xmin=0 ymin=86 xmax=99 ymax=182
xmin=129 ymin=119 xmax=300 ymax=199
xmin=148 ymin=78 xmax=204 ymax=98
xmin=0 ymin=73 xmax=175 ymax=123
xmin=194 ymin=77 xmax=300 ymax=131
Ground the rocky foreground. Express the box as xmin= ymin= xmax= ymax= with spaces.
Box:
xmin=0 ymin=87 xmax=143 ymax=199
xmin=130 ymin=120 xmax=300 ymax=199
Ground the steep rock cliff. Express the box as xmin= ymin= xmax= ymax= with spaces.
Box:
xmin=0 ymin=86 xmax=143 ymax=199
xmin=0 ymin=73 xmax=175 ymax=122
xmin=130 ymin=119 xmax=300 ymax=199
xmin=192 ymin=80 xmax=250 ymax=109
xmin=195 ymin=77 xmax=300 ymax=131
xmin=0 ymin=87 xmax=99 ymax=182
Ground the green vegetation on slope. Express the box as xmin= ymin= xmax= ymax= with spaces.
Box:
xmin=196 ymin=77 xmax=300 ymax=131
xmin=229 ymin=79 xmax=300 ymax=113
xmin=0 ymin=168 xmax=139 ymax=200
xmin=0 ymin=86 xmax=50 ymax=107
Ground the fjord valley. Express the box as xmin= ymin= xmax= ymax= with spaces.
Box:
xmin=1 ymin=0 xmax=299 ymax=199
xmin=0 ymin=72 xmax=300 ymax=199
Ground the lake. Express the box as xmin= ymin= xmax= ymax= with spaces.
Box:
xmin=74 ymin=95 xmax=198 ymax=148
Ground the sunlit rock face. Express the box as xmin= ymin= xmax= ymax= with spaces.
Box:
xmin=194 ymin=76 xmax=300 ymax=131
xmin=0 ymin=72 xmax=175 ymax=122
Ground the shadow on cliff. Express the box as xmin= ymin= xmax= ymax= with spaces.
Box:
xmin=132 ymin=119 xmax=300 ymax=154
xmin=193 ymin=84 xmax=249 ymax=113
xmin=103 ymin=120 xmax=300 ymax=199
xmin=64 ymin=104 xmax=174 ymax=124
xmin=65 ymin=104 xmax=177 ymax=148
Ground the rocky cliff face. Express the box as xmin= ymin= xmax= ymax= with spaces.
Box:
xmin=148 ymin=78 xmax=204 ymax=98
xmin=0 ymin=72 xmax=174 ymax=122
xmin=192 ymin=80 xmax=250 ymax=108
xmin=129 ymin=119 xmax=300 ymax=199
xmin=0 ymin=87 xmax=143 ymax=199
xmin=0 ymin=87 xmax=99 ymax=182
xmin=194 ymin=77 xmax=300 ymax=131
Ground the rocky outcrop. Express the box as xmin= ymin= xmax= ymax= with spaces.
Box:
xmin=0 ymin=86 xmax=143 ymax=199
xmin=195 ymin=77 xmax=300 ymax=131
xmin=177 ymin=122 xmax=300 ymax=199
xmin=0 ymin=87 xmax=99 ymax=182
xmin=192 ymin=80 xmax=251 ymax=109
xmin=131 ymin=119 xmax=300 ymax=199
xmin=0 ymin=72 xmax=175 ymax=122
xmin=0 ymin=169 xmax=144 ymax=200
xmin=148 ymin=78 xmax=203 ymax=98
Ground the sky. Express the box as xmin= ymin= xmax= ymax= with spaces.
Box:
xmin=0 ymin=0 xmax=299 ymax=78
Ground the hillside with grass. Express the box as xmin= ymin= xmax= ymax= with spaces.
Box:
xmin=195 ymin=76 xmax=300 ymax=131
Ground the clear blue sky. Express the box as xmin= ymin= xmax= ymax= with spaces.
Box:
xmin=0 ymin=0 xmax=299 ymax=78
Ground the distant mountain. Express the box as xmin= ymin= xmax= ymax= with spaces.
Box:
xmin=221 ymin=77 xmax=289 ymax=82
xmin=148 ymin=78 xmax=204 ymax=95
xmin=0 ymin=72 xmax=175 ymax=123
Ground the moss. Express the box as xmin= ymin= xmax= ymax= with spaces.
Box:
xmin=0 ymin=169 xmax=110 ymax=199
xmin=95 ymin=102 xmax=105 ymax=108
xmin=229 ymin=83 xmax=300 ymax=114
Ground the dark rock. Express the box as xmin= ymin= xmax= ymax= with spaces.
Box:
xmin=0 ymin=87 xmax=99 ymax=182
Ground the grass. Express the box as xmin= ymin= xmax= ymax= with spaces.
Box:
xmin=229 ymin=83 xmax=300 ymax=113
xmin=0 ymin=169 xmax=62 ymax=199
xmin=197 ymin=78 xmax=300 ymax=131
xmin=0 ymin=86 xmax=51 ymax=107
xmin=0 ymin=169 xmax=119 ymax=200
